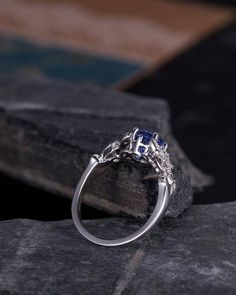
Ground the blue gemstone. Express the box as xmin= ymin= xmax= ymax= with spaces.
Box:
xmin=135 ymin=130 xmax=153 ymax=144
xmin=138 ymin=146 xmax=146 ymax=154
xmin=157 ymin=137 xmax=166 ymax=148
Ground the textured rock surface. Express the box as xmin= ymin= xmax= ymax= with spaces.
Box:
xmin=0 ymin=75 xmax=212 ymax=217
xmin=0 ymin=202 xmax=235 ymax=295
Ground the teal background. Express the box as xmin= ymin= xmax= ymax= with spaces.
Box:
xmin=0 ymin=35 xmax=142 ymax=87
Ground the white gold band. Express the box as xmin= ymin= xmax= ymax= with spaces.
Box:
xmin=71 ymin=128 xmax=175 ymax=246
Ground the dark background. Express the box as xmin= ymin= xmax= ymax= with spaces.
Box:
xmin=0 ymin=0 xmax=236 ymax=221
xmin=127 ymin=21 xmax=236 ymax=205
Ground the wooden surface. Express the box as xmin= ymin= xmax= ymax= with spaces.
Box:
xmin=0 ymin=0 xmax=233 ymax=65
xmin=0 ymin=0 xmax=233 ymax=89
xmin=0 ymin=75 xmax=212 ymax=218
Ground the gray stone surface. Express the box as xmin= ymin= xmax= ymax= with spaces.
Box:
xmin=0 ymin=75 xmax=212 ymax=218
xmin=0 ymin=202 xmax=235 ymax=295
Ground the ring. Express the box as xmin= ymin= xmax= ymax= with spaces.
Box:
xmin=72 ymin=127 xmax=176 ymax=246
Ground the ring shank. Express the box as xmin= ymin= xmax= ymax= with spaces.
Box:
xmin=72 ymin=156 xmax=170 ymax=246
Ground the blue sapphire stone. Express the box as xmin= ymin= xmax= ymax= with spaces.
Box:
xmin=135 ymin=129 xmax=166 ymax=150
xmin=138 ymin=146 xmax=146 ymax=154
xmin=157 ymin=137 xmax=166 ymax=148
xmin=135 ymin=130 xmax=153 ymax=144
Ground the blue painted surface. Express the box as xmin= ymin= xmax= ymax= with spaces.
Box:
xmin=0 ymin=36 xmax=142 ymax=87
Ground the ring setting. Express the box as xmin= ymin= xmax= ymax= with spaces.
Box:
xmin=72 ymin=127 xmax=176 ymax=246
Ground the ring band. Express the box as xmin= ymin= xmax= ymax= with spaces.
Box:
xmin=72 ymin=127 xmax=175 ymax=246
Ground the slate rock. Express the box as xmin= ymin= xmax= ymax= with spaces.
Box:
xmin=0 ymin=75 xmax=212 ymax=218
xmin=0 ymin=202 xmax=235 ymax=295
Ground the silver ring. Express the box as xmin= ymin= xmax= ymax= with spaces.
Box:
xmin=72 ymin=127 xmax=176 ymax=246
